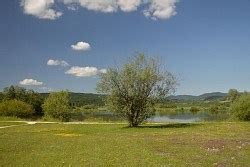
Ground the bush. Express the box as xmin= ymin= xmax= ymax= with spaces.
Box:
xmin=209 ymin=105 xmax=219 ymax=114
xmin=0 ymin=100 xmax=34 ymax=118
xmin=3 ymin=86 xmax=43 ymax=116
xmin=189 ymin=106 xmax=200 ymax=114
xmin=42 ymin=91 xmax=71 ymax=122
xmin=230 ymin=93 xmax=250 ymax=121
xmin=175 ymin=107 xmax=184 ymax=113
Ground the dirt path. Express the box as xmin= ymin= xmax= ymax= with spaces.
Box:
xmin=0 ymin=121 xmax=167 ymax=129
xmin=0 ymin=121 xmax=128 ymax=129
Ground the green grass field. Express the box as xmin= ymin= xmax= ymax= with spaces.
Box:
xmin=0 ymin=122 xmax=249 ymax=166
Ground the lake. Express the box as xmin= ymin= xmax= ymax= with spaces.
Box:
xmin=72 ymin=111 xmax=210 ymax=123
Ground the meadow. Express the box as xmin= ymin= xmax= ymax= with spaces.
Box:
xmin=0 ymin=122 xmax=249 ymax=166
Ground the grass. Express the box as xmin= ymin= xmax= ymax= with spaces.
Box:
xmin=0 ymin=116 xmax=25 ymax=121
xmin=0 ymin=122 xmax=249 ymax=166
xmin=0 ymin=122 xmax=26 ymax=127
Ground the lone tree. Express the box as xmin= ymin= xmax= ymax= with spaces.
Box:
xmin=97 ymin=54 xmax=177 ymax=127
xmin=42 ymin=91 xmax=71 ymax=122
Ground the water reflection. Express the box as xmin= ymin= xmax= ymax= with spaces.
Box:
xmin=148 ymin=113 xmax=203 ymax=123
xmin=71 ymin=111 xmax=209 ymax=123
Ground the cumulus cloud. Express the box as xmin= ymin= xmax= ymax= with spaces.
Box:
xmin=19 ymin=79 xmax=43 ymax=86
xmin=21 ymin=0 xmax=62 ymax=20
xmin=71 ymin=41 xmax=91 ymax=51
xmin=67 ymin=5 xmax=78 ymax=11
xmin=47 ymin=59 xmax=69 ymax=67
xmin=64 ymin=0 xmax=178 ymax=20
xmin=99 ymin=69 xmax=107 ymax=74
xmin=21 ymin=0 xmax=179 ymax=20
xmin=143 ymin=0 xmax=178 ymax=20
xmin=63 ymin=0 xmax=142 ymax=13
xmin=118 ymin=0 xmax=141 ymax=12
xmin=78 ymin=0 xmax=118 ymax=13
xmin=65 ymin=66 xmax=106 ymax=77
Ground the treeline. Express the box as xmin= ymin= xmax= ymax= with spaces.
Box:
xmin=0 ymin=86 xmax=249 ymax=121
xmin=40 ymin=93 xmax=105 ymax=107
xmin=0 ymin=85 xmax=105 ymax=119
xmin=0 ymin=86 xmax=43 ymax=117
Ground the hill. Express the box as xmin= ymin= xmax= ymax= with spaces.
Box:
xmin=168 ymin=92 xmax=227 ymax=101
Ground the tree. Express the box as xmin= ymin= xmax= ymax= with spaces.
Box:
xmin=42 ymin=91 xmax=71 ymax=122
xmin=97 ymin=54 xmax=177 ymax=127
xmin=230 ymin=93 xmax=250 ymax=121
xmin=0 ymin=92 xmax=3 ymax=102
xmin=227 ymin=89 xmax=240 ymax=102
xmin=3 ymin=86 xmax=43 ymax=116
xmin=0 ymin=100 xmax=34 ymax=118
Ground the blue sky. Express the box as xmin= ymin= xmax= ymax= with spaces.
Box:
xmin=0 ymin=0 xmax=250 ymax=95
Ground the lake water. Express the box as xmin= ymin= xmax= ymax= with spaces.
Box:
xmin=148 ymin=113 xmax=204 ymax=123
xmin=73 ymin=112 xmax=209 ymax=123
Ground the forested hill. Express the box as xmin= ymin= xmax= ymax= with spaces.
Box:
xmin=40 ymin=93 xmax=106 ymax=107
xmin=0 ymin=91 xmax=227 ymax=106
xmin=168 ymin=92 xmax=227 ymax=101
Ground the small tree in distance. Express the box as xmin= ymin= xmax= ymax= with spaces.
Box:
xmin=227 ymin=89 xmax=240 ymax=102
xmin=42 ymin=91 xmax=71 ymax=122
xmin=97 ymin=54 xmax=177 ymax=127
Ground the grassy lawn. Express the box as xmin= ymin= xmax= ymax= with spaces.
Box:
xmin=0 ymin=122 xmax=249 ymax=166
xmin=0 ymin=122 xmax=26 ymax=127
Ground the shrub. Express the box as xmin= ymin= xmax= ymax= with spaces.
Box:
xmin=3 ymin=86 xmax=43 ymax=116
xmin=189 ymin=106 xmax=200 ymax=114
xmin=0 ymin=100 xmax=34 ymax=118
xmin=175 ymin=107 xmax=184 ymax=113
xmin=42 ymin=91 xmax=71 ymax=122
xmin=230 ymin=93 xmax=250 ymax=121
xmin=209 ymin=105 xmax=219 ymax=115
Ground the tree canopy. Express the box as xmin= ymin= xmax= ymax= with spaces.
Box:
xmin=97 ymin=54 xmax=177 ymax=127
xmin=42 ymin=91 xmax=71 ymax=122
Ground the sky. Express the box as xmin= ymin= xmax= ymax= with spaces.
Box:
xmin=0 ymin=0 xmax=250 ymax=95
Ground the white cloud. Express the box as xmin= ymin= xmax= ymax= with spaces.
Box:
xmin=64 ymin=0 xmax=178 ymax=20
xmin=71 ymin=41 xmax=91 ymax=51
xmin=118 ymin=0 xmax=141 ymax=12
xmin=67 ymin=5 xmax=78 ymax=11
xmin=143 ymin=0 xmax=178 ymax=20
xmin=78 ymin=0 xmax=118 ymax=13
xmin=65 ymin=66 xmax=106 ymax=77
xmin=47 ymin=59 xmax=69 ymax=67
xmin=21 ymin=0 xmax=179 ymax=20
xmin=64 ymin=0 xmax=142 ymax=13
xmin=20 ymin=0 xmax=62 ymax=20
xmin=19 ymin=79 xmax=43 ymax=86
xmin=99 ymin=69 xmax=107 ymax=74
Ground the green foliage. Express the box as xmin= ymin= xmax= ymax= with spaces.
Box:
xmin=40 ymin=93 xmax=105 ymax=107
xmin=0 ymin=92 xmax=4 ymax=102
xmin=230 ymin=93 xmax=250 ymax=121
xmin=3 ymin=86 xmax=43 ymax=116
xmin=156 ymin=103 xmax=177 ymax=108
xmin=42 ymin=91 xmax=71 ymax=122
xmin=209 ymin=105 xmax=220 ymax=114
xmin=189 ymin=106 xmax=200 ymax=114
xmin=97 ymin=54 xmax=177 ymax=127
xmin=227 ymin=89 xmax=240 ymax=102
xmin=0 ymin=100 xmax=34 ymax=118
xmin=175 ymin=107 xmax=184 ymax=113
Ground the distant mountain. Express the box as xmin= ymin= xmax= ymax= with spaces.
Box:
xmin=0 ymin=91 xmax=228 ymax=105
xmin=198 ymin=92 xmax=227 ymax=101
xmin=168 ymin=95 xmax=198 ymax=101
xmin=168 ymin=92 xmax=227 ymax=101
